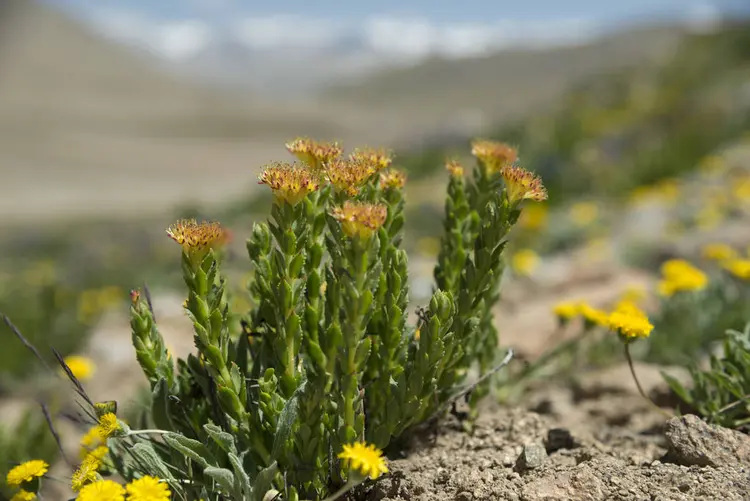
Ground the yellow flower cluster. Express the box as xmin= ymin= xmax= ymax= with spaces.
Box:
xmin=379 ymin=169 xmax=407 ymax=190
xmin=552 ymin=297 xmax=653 ymax=340
xmin=285 ymin=137 xmax=343 ymax=170
xmin=701 ymin=242 xmax=738 ymax=262
xmin=325 ymin=158 xmax=375 ymax=196
xmin=348 ymin=147 xmax=394 ymax=173
xmin=471 ymin=139 xmax=518 ymax=173
xmin=257 ymin=162 xmax=319 ymax=206
xmin=445 ymin=159 xmax=464 ymax=178
xmin=331 ymin=201 xmax=388 ymax=241
xmin=338 ymin=442 xmax=389 ymax=480
xmin=657 ymin=259 xmax=708 ymax=297
xmin=75 ymin=475 xmax=170 ymax=501
xmin=166 ymin=219 xmax=229 ymax=255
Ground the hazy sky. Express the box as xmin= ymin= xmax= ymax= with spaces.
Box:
xmin=48 ymin=0 xmax=748 ymax=61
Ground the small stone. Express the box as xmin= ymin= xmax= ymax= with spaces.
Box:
xmin=435 ymin=468 xmax=450 ymax=485
xmin=546 ymin=428 xmax=579 ymax=453
xmin=455 ymin=491 xmax=473 ymax=501
xmin=664 ymin=414 xmax=750 ymax=467
xmin=515 ymin=442 xmax=548 ymax=472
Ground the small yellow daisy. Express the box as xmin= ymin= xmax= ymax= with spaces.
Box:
xmin=6 ymin=460 xmax=48 ymax=487
xmin=125 ymin=475 xmax=172 ymax=501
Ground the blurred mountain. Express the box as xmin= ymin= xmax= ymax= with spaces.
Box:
xmin=319 ymin=25 xmax=687 ymax=138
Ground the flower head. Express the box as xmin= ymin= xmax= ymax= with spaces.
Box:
xmin=471 ymin=139 xmax=518 ymax=174
xmin=379 ymin=169 xmax=407 ymax=190
xmin=77 ymin=479 xmax=125 ymax=501
xmin=126 ymin=476 xmax=171 ymax=501
xmin=510 ymin=249 xmax=540 ymax=276
xmin=331 ymin=201 xmax=388 ymax=241
xmin=71 ymin=454 xmax=101 ymax=492
xmin=607 ymin=302 xmax=654 ymax=340
xmin=80 ymin=426 xmax=106 ymax=460
xmin=338 ymin=442 xmax=389 ymax=480
xmin=166 ymin=219 xmax=229 ymax=260
xmin=722 ymin=258 xmax=750 ymax=280
xmin=701 ymin=243 xmax=737 ymax=262
xmin=6 ymin=460 xmax=48 ymax=487
xmin=63 ymin=355 xmax=95 ymax=381
xmin=501 ymin=165 xmax=548 ymax=204
xmin=349 ymin=147 xmax=393 ymax=174
xmin=10 ymin=490 xmax=36 ymax=501
xmin=445 ymin=159 xmax=464 ymax=178
xmin=97 ymin=412 xmax=122 ymax=439
xmin=325 ymin=158 xmax=373 ymax=196
xmin=258 ymin=162 xmax=319 ymax=206
xmin=657 ymin=259 xmax=708 ymax=297
xmin=285 ymin=137 xmax=343 ymax=170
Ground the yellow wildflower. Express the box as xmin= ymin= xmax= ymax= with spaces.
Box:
xmin=510 ymin=249 xmax=540 ymax=276
xmin=285 ymin=137 xmax=342 ymax=170
xmin=701 ymin=243 xmax=737 ymax=262
xmin=553 ymin=301 xmax=580 ymax=320
xmin=569 ymin=202 xmax=599 ymax=227
xmin=349 ymin=147 xmax=393 ymax=174
xmin=607 ymin=303 xmax=654 ymax=340
xmin=325 ymin=158 xmax=373 ymax=196
xmin=416 ymin=237 xmax=441 ymax=258
xmin=338 ymin=442 xmax=389 ymax=480
xmin=500 ymin=165 xmax=548 ymax=204
xmin=80 ymin=426 xmax=105 ymax=460
xmin=579 ymin=303 xmax=609 ymax=327
xmin=63 ymin=355 xmax=96 ymax=381
xmin=722 ymin=258 xmax=750 ymax=280
xmin=619 ymin=285 xmax=646 ymax=304
xmin=331 ymin=201 xmax=388 ymax=241
xmin=657 ymin=259 xmax=708 ymax=297
xmin=470 ymin=139 xmax=518 ymax=174
xmin=445 ymin=159 xmax=464 ymax=178
xmin=6 ymin=460 xmax=48 ymax=487
xmin=258 ymin=162 xmax=319 ymax=206
xmin=97 ymin=413 xmax=122 ymax=439
xmin=379 ymin=169 xmax=407 ymax=190
xmin=71 ymin=454 xmax=102 ymax=492
xmin=77 ymin=479 xmax=125 ymax=501
xmin=125 ymin=475 xmax=171 ymax=501
xmin=10 ymin=490 xmax=36 ymax=501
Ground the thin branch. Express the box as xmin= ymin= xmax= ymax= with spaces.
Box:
xmin=40 ymin=402 xmax=72 ymax=468
xmin=2 ymin=313 xmax=52 ymax=372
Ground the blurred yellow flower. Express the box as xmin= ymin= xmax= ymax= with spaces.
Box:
xmin=553 ymin=301 xmax=580 ymax=320
xmin=338 ymin=442 xmax=388 ymax=480
xmin=63 ymin=355 xmax=96 ymax=382
xmin=6 ymin=460 xmax=48 ymax=487
xmin=698 ymin=155 xmax=726 ymax=177
xmin=657 ymin=259 xmax=708 ymax=297
xmin=579 ymin=303 xmax=609 ymax=327
xmin=569 ymin=202 xmax=599 ymax=227
xmin=701 ymin=243 xmax=737 ymax=262
xmin=695 ymin=205 xmax=724 ymax=231
xmin=722 ymin=258 xmax=750 ymax=280
xmin=619 ymin=285 xmax=646 ymax=304
xmin=510 ymin=249 xmax=540 ymax=276
xmin=518 ymin=203 xmax=548 ymax=231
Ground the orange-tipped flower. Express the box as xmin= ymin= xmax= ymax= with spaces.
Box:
xmin=379 ymin=168 xmax=407 ymax=190
xmin=349 ymin=147 xmax=393 ymax=175
xmin=445 ymin=159 xmax=464 ymax=178
xmin=331 ymin=201 xmax=387 ymax=241
xmin=500 ymin=165 xmax=548 ymax=204
xmin=166 ymin=219 xmax=229 ymax=257
xmin=471 ymin=139 xmax=518 ymax=174
xmin=285 ymin=137 xmax=342 ymax=170
xmin=325 ymin=158 xmax=373 ymax=196
xmin=258 ymin=162 xmax=319 ymax=206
